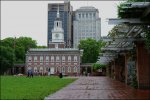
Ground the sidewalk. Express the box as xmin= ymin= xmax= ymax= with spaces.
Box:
xmin=45 ymin=76 xmax=150 ymax=99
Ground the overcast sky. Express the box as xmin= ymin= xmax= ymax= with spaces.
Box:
xmin=1 ymin=0 xmax=125 ymax=46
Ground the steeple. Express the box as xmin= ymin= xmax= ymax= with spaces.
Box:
xmin=50 ymin=3 xmax=64 ymax=47
xmin=57 ymin=4 xmax=60 ymax=18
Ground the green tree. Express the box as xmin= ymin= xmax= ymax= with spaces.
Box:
xmin=0 ymin=46 xmax=14 ymax=74
xmin=15 ymin=46 xmax=25 ymax=63
xmin=78 ymin=38 xmax=105 ymax=63
xmin=16 ymin=37 xmax=37 ymax=52
xmin=1 ymin=37 xmax=15 ymax=48
xmin=92 ymin=63 xmax=107 ymax=71
xmin=0 ymin=37 xmax=38 ymax=74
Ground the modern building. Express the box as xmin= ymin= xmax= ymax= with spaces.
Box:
xmin=48 ymin=1 xmax=73 ymax=48
xmin=73 ymin=6 xmax=101 ymax=48
xmin=26 ymin=5 xmax=83 ymax=76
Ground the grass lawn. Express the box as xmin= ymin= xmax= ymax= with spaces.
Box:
xmin=0 ymin=76 xmax=77 ymax=100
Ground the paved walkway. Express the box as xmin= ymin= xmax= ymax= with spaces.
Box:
xmin=45 ymin=76 xmax=150 ymax=99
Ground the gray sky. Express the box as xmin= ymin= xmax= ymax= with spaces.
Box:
xmin=1 ymin=0 xmax=124 ymax=46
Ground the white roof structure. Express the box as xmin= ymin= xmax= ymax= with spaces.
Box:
xmin=97 ymin=2 xmax=149 ymax=64
xmin=29 ymin=48 xmax=83 ymax=52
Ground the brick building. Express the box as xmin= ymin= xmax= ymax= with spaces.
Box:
xmin=26 ymin=48 xmax=83 ymax=76
xmin=25 ymin=5 xmax=83 ymax=76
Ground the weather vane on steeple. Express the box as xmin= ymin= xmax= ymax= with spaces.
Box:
xmin=57 ymin=4 xmax=60 ymax=18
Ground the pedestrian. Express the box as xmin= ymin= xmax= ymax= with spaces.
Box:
xmin=27 ymin=70 xmax=30 ymax=77
xmin=59 ymin=72 xmax=63 ymax=78
xmin=31 ymin=70 xmax=33 ymax=78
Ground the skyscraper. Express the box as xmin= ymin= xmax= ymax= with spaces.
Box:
xmin=48 ymin=1 xmax=73 ymax=48
xmin=73 ymin=6 xmax=101 ymax=48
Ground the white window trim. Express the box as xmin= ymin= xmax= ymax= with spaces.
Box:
xmin=74 ymin=66 xmax=77 ymax=72
xmin=68 ymin=66 xmax=71 ymax=73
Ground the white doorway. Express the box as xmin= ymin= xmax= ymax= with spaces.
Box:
xmin=50 ymin=67 xmax=55 ymax=74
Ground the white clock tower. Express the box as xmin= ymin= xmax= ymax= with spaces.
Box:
xmin=49 ymin=5 xmax=65 ymax=48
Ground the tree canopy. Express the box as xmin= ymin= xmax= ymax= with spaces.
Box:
xmin=92 ymin=63 xmax=107 ymax=71
xmin=0 ymin=36 xmax=47 ymax=74
xmin=0 ymin=46 xmax=14 ymax=74
xmin=78 ymin=38 xmax=105 ymax=63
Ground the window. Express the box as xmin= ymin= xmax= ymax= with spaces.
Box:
xmin=56 ymin=56 xmax=59 ymax=61
xmin=86 ymin=13 xmax=88 ymax=18
xmin=57 ymin=22 xmax=58 ymax=27
xmin=68 ymin=66 xmax=71 ymax=72
xmin=34 ymin=67 xmax=37 ymax=72
xmin=74 ymin=56 xmax=77 ymax=61
xmin=40 ymin=62 xmax=43 ymax=65
xmin=93 ymin=13 xmax=95 ymax=17
xmin=82 ymin=14 xmax=84 ymax=18
xmin=55 ymin=44 xmax=58 ymax=48
xmin=79 ymin=14 xmax=81 ymax=18
xmin=34 ymin=62 xmax=37 ymax=65
xmin=40 ymin=56 xmax=43 ymax=62
xmin=40 ymin=67 xmax=43 ymax=72
xmin=89 ymin=13 xmax=92 ymax=18
xmin=62 ymin=56 xmax=65 ymax=61
xmin=68 ymin=56 xmax=71 ymax=61
xmin=74 ymin=66 xmax=77 ymax=72
xmin=28 ymin=56 xmax=32 ymax=62
xmin=46 ymin=62 xmax=49 ymax=65
xmin=62 ymin=66 xmax=65 ymax=73
xmin=46 ymin=56 xmax=49 ymax=61
xmin=34 ymin=56 xmax=37 ymax=61
xmin=51 ymin=56 xmax=54 ymax=61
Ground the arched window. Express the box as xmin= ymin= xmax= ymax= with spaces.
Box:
xmin=28 ymin=56 xmax=32 ymax=62
xmin=68 ymin=66 xmax=71 ymax=73
xmin=58 ymin=67 xmax=61 ymax=72
xmin=62 ymin=66 xmax=65 ymax=73
xmin=34 ymin=67 xmax=37 ymax=72
xmin=40 ymin=67 xmax=43 ymax=72
xmin=74 ymin=66 xmax=77 ymax=72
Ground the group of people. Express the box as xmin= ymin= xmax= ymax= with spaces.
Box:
xmin=27 ymin=70 xmax=64 ymax=78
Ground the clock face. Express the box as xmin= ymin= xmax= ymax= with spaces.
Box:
xmin=55 ymin=34 xmax=59 ymax=38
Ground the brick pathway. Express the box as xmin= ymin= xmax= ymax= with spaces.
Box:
xmin=45 ymin=76 xmax=150 ymax=99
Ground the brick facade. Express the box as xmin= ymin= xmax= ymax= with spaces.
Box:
xmin=26 ymin=49 xmax=83 ymax=76
xmin=48 ymin=43 xmax=65 ymax=48
xmin=136 ymin=42 xmax=150 ymax=89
